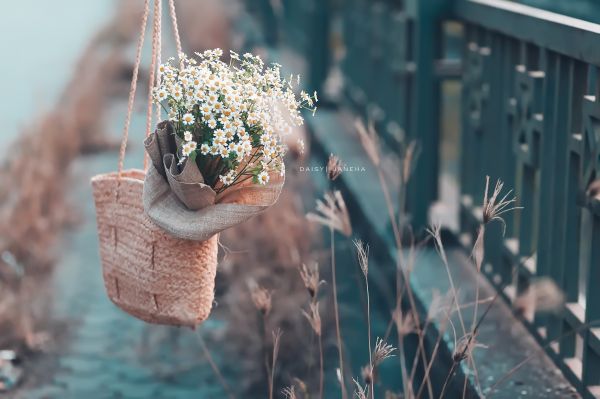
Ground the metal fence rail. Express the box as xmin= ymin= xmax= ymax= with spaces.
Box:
xmin=276 ymin=0 xmax=600 ymax=396
xmin=456 ymin=1 xmax=600 ymax=397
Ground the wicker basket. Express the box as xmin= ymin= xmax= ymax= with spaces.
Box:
xmin=91 ymin=169 xmax=218 ymax=327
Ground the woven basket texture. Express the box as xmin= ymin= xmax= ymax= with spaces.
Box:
xmin=91 ymin=169 xmax=218 ymax=327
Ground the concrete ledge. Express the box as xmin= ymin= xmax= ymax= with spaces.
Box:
xmin=307 ymin=107 xmax=579 ymax=398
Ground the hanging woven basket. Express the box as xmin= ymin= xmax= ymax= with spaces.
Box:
xmin=91 ymin=0 xmax=284 ymax=326
xmin=92 ymin=170 xmax=218 ymax=327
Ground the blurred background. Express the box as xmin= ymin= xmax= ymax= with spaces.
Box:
xmin=2 ymin=0 xmax=600 ymax=398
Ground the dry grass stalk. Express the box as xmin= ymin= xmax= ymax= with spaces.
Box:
xmin=249 ymin=280 xmax=275 ymax=397
xmin=282 ymin=385 xmax=298 ymax=399
xmin=307 ymin=190 xmax=353 ymax=399
xmin=393 ymin=308 xmax=417 ymax=337
xmin=354 ymin=239 xmax=374 ymax=399
xmin=482 ymin=175 xmax=521 ymax=234
xmin=402 ymin=141 xmax=418 ymax=184
xmin=198 ymin=335 xmax=236 ymax=399
xmin=372 ymin=338 xmax=396 ymax=366
xmin=331 ymin=224 xmax=349 ymax=399
xmin=327 ymin=153 xmax=343 ymax=181
xmin=270 ymin=329 xmax=283 ymax=399
xmin=306 ymin=191 xmax=352 ymax=237
xmin=299 ymin=261 xmax=325 ymax=399
xmin=353 ymin=378 xmax=369 ymax=399
xmin=360 ymin=338 xmax=396 ymax=399
xmin=217 ymin=155 xmax=325 ymax=394
xmin=352 ymin=119 xmax=529 ymax=399
xmin=354 ymin=120 xmax=380 ymax=167
xmin=301 ymin=302 xmax=322 ymax=337
xmin=414 ymin=294 xmax=457 ymax=399
xmin=299 ymin=263 xmax=324 ymax=300
xmin=249 ymin=280 xmax=273 ymax=317
xmin=355 ymin=119 xmax=432 ymax=399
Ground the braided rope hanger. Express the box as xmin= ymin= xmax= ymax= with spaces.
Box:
xmin=117 ymin=0 xmax=183 ymax=176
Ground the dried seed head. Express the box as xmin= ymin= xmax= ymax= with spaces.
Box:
xmin=372 ymin=337 xmax=396 ymax=366
xmin=426 ymin=289 xmax=455 ymax=322
xmin=426 ymin=223 xmax=450 ymax=270
xmin=248 ymin=280 xmax=272 ymax=316
xmin=327 ymin=153 xmax=343 ymax=181
xmin=292 ymin=378 xmax=308 ymax=394
xmin=272 ymin=328 xmax=283 ymax=365
xmin=298 ymin=263 xmax=323 ymax=299
xmin=353 ymin=378 xmax=369 ymax=399
xmin=306 ymin=190 xmax=352 ymax=237
xmin=482 ymin=176 xmax=521 ymax=234
xmin=453 ymin=333 xmax=486 ymax=364
xmin=282 ymin=386 xmax=297 ymax=399
xmin=392 ymin=307 xmax=417 ymax=337
xmin=354 ymin=239 xmax=369 ymax=277
xmin=361 ymin=365 xmax=373 ymax=385
xmin=355 ymin=119 xmax=380 ymax=167
xmin=301 ymin=301 xmax=322 ymax=336
xmin=402 ymin=140 xmax=419 ymax=184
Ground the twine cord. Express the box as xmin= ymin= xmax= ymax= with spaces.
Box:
xmin=168 ymin=0 xmax=183 ymax=59
xmin=117 ymin=0 xmax=151 ymax=177
xmin=144 ymin=0 xmax=162 ymax=170
xmin=155 ymin=0 xmax=163 ymax=127
xmin=117 ymin=0 xmax=182 ymax=177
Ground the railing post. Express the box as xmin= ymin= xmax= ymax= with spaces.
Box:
xmin=307 ymin=0 xmax=330 ymax=97
xmin=408 ymin=0 xmax=449 ymax=228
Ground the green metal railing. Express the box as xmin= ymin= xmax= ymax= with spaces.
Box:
xmin=457 ymin=1 xmax=600 ymax=396
xmin=275 ymin=0 xmax=600 ymax=396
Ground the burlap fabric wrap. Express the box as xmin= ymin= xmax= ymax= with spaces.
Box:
xmin=143 ymin=120 xmax=284 ymax=241
xmin=92 ymin=170 xmax=219 ymax=327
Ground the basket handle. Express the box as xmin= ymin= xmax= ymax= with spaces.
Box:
xmin=115 ymin=0 xmax=183 ymax=191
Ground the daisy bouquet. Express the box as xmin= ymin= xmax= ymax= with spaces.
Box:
xmin=142 ymin=49 xmax=317 ymax=240
xmin=152 ymin=49 xmax=317 ymax=193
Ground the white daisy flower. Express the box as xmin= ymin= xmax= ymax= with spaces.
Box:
xmin=200 ymin=143 xmax=210 ymax=155
xmin=184 ymin=131 xmax=193 ymax=141
xmin=214 ymin=129 xmax=225 ymax=139
xmin=200 ymin=104 xmax=212 ymax=115
xmin=260 ymin=133 xmax=271 ymax=145
xmin=257 ymin=170 xmax=270 ymax=185
xmin=237 ymin=127 xmax=247 ymax=138
xmin=233 ymin=143 xmax=244 ymax=156
xmin=172 ymin=87 xmax=183 ymax=101
xmin=213 ymin=102 xmax=224 ymax=112
xmin=213 ymin=137 xmax=226 ymax=147
xmin=207 ymin=119 xmax=218 ymax=129
xmin=219 ymin=171 xmax=235 ymax=186
xmin=195 ymin=91 xmax=206 ymax=102
xmin=241 ymin=140 xmax=252 ymax=153
xmin=181 ymin=141 xmax=197 ymax=156
xmin=155 ymin=88 xmax=168 ymax=102
xmin=182 ymin=113 xmax=195 ymax=125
